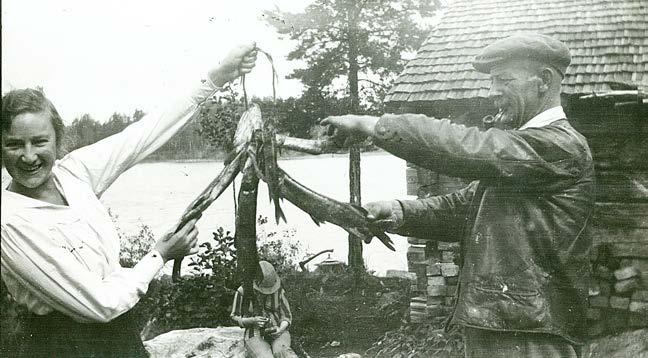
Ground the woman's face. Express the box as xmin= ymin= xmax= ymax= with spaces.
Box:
xmin=2 ymin=111 xmax=58 ymax=194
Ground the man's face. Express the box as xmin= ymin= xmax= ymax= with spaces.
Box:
xmin=488 ymin=60 xmax=543 ymax=129
xmin=2 ymin=111 xmax=58 ymax=194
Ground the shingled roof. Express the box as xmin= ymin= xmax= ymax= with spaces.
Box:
xmin=385 ymin=0 xmax=648 ymax=104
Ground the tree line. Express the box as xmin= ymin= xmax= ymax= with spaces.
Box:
xmin=60 ymin=92 xmax=368 ymax=161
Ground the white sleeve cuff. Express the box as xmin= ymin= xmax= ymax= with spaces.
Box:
xmin=130 ymin=250 xmax=165 ymax=284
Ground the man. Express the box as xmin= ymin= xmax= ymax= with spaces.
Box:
xmin=323 ymin=34 xmax=594 ymax=357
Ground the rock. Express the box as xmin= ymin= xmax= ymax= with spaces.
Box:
xmin=407 ymin=237 xmax=428 ymax=245
xmin=337 ymin=354 xmax=362 ymax=358
xmin=440 ymin=263 xmax=460 ymax=277
xmin=610 ymin=296 xmax=631 ymax=310
xmin=441 ymin=250 xmax=456 ymax=263
xmin=144 ymin=327 xmax=245 ymax=358
xmin=427 ymin=276 xmax=445 ymax=286
xmin=385 ymin=270 xmax=416 ymax=282
xmin=614 ymin=266 xmax=640 ymax=281
xmin=632 ymin=290 xmax=648 ymax=302
xmin=426 ymin=262 xmax=442 ymax=276
xmin=629 ymin=301 xmax=648 ymax=313
xmin=589 ymin=283 xmax=601 ymax=296
xmin=437 ymin=242 xmax=460 ymax=251
xmin=427 ymin=285 xmax=446 ymax=297
xmin=590 ymin=295 xmax=610 ymax=308
xmin=407 ymin=246 xmax=426 ymax=263
xmin=586 ymin=329 xmax=648 ymax=357
xmin=615 ymin=277 xmax=640 ymax=294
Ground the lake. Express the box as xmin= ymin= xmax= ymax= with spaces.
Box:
xmin=100 ymin=152 xmax=413 ymax=275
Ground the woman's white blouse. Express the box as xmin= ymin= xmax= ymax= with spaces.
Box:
xmin=1 ymin=78 xmax=217 ymax=323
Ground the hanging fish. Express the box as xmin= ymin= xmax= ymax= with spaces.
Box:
xmin=172 ymin=103 xmax=263 ymax=282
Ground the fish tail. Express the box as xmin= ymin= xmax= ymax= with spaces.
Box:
xmin=275 ymin=204 xmax=287 ymax=224
xmin=309 ymin=214 xmax=324 ymax=226
xmin=376 ymin=231 xmax=396 ymax=251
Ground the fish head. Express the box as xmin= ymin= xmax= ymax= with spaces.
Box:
xmin=231 ymin=103 xmax=263 ymax=154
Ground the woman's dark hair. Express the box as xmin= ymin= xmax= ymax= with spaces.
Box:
xmin=1 ymin=88 xmax=65 ymax=148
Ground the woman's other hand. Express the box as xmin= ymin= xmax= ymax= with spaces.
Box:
xmin=208 ymin=42 xmax=258 ymax=87
xmin=246 ymin=316 xmax=269 ymax=328
xmin=155 ymin=218 xmax=200 ymax=262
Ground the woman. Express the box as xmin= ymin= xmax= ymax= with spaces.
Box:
xmin=231 ymin=261 xmax=297 ymax=358
xmin=1 ymin=43 xmax=257 ymax=357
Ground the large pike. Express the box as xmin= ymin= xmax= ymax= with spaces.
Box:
xmin=171 ymin=104 xmax=263 ymax=282
xmin=274 ymin=167 xmax=395 ymax=251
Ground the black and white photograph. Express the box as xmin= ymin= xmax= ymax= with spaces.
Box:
xmin=2 ymin=0 xmax=647 ymax=357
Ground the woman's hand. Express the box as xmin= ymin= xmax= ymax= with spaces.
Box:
xmin=154 ymin=218 xmax=200 ymax=262
xmin=208 ymin=42 xmax=258 ymax=87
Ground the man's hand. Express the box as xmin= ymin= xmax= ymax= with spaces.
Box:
xmin=320 ymin=115 xmax=379 ymax=147
xmin=154 ymin=218 xmax=200 ymax=262
xmin=208 ymin=42 xmax=258 ymax=87
xmin=364 ymin=200 xmax=403 ymax=233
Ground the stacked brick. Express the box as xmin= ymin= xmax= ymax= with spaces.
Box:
xmin=407 ymin=238 xmax=461 ymax=323
xmin=587 ymin=247 xmax=648 ymax=335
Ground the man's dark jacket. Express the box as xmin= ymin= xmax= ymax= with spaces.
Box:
xmin=373 ymin=113 xmax=595 ymax=344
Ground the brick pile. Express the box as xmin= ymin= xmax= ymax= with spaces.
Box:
xmin=407 ymin=238 xmax=460 ymax=323
xmin=587 ymin=246 xmax=648 ymax=335
xmin=405 ymin=239 xmax=648 ymax=335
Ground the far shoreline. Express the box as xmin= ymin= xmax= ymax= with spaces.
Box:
xmin=142 ymin=148 xmax=389 ymax=164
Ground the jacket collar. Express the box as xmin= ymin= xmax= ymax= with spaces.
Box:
xmin=518 ymin=106 xmax=566 ymax=130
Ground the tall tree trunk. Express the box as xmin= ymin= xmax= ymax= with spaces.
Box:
xmin=235 ymin=157 xmax=261 ymax=315
xmin=346 ymin=2 xmax=364 ymax=273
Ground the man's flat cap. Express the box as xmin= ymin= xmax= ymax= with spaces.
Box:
xmin=473 ymin=33 xmax=571 ymax=76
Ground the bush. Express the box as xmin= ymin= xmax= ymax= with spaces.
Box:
xmin=110 ymin=209 xmax=157 ymax=268
xmin=257 ymin=215 xmax=302 ymax=275
xmin=188 ymin=227 xmax=239 ymax=289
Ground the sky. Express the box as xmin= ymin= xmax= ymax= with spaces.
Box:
xmin=2 ymin=0 xmax=311 ymax=124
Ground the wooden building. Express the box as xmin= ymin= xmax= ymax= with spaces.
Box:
xmin=384 ymin=0 xmax=648 ymax=335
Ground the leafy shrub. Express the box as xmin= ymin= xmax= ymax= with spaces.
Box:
xmin=119 ymin=224 xmax=157 ymax=268
xmin=188 ymin=227 xmax=239 ymax=289
xmin=109 ymin=209 xmax=157 ymax=268
xmin=257 ymin=215 xmax=302 ymax=275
